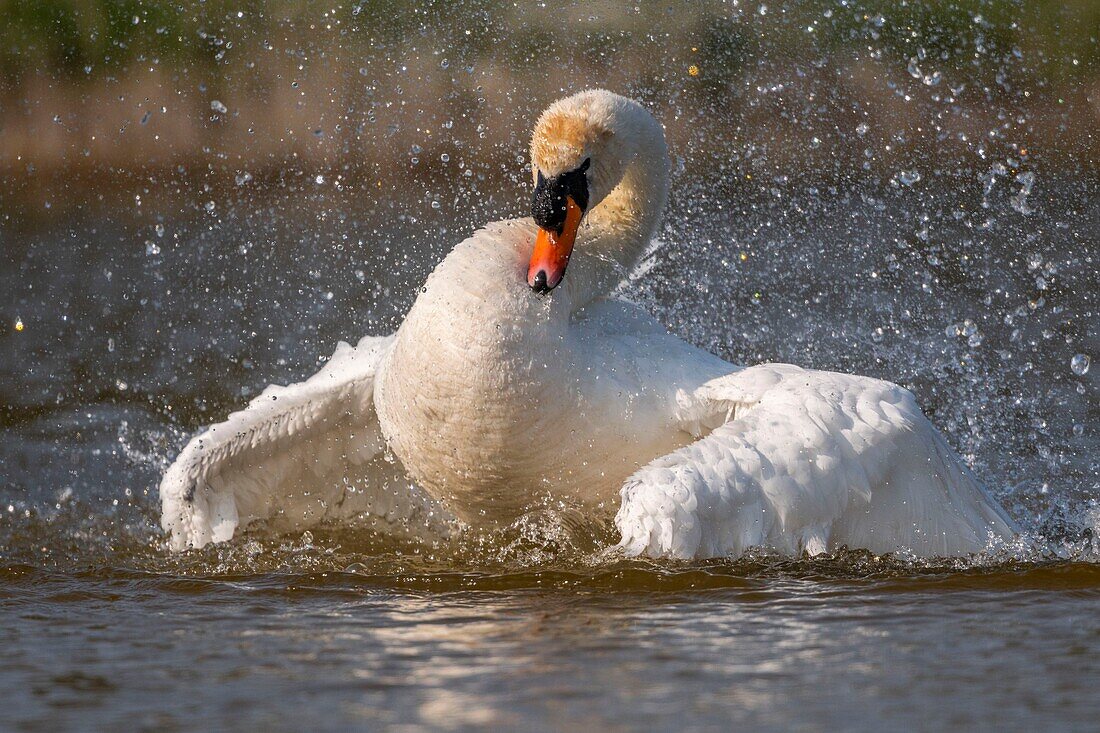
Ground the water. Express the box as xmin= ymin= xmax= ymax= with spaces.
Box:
xmin=2 ymin=173 xmax=1097 ymax=730
xmin=4 ymin=560 xmax=1100 ymax=732
xmin=2 ymin=0 xmax=1099 ymax=727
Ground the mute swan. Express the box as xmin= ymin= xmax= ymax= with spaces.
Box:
xmin=160 ymin=90 xmax=1017 ymax=558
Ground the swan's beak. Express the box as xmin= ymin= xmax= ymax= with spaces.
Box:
xmin=528 ymin=195 xmax=582 ymax=294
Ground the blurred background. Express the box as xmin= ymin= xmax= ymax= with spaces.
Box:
xmin=2 ymin=0 xmax=1097 ymax=213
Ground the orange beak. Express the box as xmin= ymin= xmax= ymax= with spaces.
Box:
xmin=528 ymin=195 xmax=583 ymax=293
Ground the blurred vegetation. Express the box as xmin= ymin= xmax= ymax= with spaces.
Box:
xmin=0 ymin=0 xmax=1096 ymax=213
xmin=1 ymin=0 xmax=1096 ymax=79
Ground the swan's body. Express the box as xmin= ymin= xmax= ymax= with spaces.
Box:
xmin=375 ymin=221 xmax=727 ymax=521
xmin=161 ymin=90 xmax=1017 ymax=557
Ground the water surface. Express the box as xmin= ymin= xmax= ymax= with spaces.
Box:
xmin=2 ymin=176 xmax=1097 ymax=730
xmin=1 ymin=1 xmax=1098 ymax=725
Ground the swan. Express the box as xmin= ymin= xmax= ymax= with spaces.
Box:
xmin=160 ymin=89 xmax=1018 ymax=558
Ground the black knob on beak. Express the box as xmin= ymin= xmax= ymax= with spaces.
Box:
xmin=531 ymin=158 xmax=591 ymax=234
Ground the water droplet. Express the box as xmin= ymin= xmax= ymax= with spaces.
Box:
xmin=440 ymin=153 xmax=450 ymax=163
xmin=1011 ymin=171 xmax=1036 ymax=214
xmin=855 ymin=122 xmax=869 ymax=136
xmin=155 ymin=223 xmax=165 ymax=238
xmin=235 ymin=171 xmax=253 ymax=186
xmin=315 ymin=174 xmax=325 ymax=184
xmin=145 ymin=240 xmax=161 ymax=256
xmin=896 ymin=170 xmax=921 ymax=186
xmin=1070 ymin=354 xmax=1090 ymax=376
xmin=210 ymin=100 xmax=228 ymax=114
xmin=204 ymin=201 xmax=216 ymax=212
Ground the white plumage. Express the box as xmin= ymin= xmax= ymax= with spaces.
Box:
xmin=159 ymin=335 xmax=449 ymax=551
xmin=160 ymin=90 xmax=1017 ymax=557
xmin=617 ymin=365 xmax=1016 ymax=558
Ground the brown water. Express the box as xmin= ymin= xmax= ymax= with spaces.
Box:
xmin=5 ymin=554 xmax=1100 ymax=732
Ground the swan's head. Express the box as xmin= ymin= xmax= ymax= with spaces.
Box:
xmin=527 ymin=89 xmax=662 ymax=293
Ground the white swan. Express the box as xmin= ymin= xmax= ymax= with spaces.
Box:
xmin=160 ymin=90 xmax=1017 ymax=558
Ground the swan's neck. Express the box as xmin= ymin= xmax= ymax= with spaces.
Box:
xmin=563 ymin=122 xmax=670 ymax=309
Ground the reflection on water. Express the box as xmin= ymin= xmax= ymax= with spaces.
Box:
xmin=5 ymin=561 xmax=1100 ymax=731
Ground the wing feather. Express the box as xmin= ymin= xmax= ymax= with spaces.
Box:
xmin=617 ymin=364 xmax=1018 ymax=559
xmin=160 ymin=334 xmax=442 ymax=550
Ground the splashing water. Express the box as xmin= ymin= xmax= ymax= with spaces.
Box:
xmin=0 ymin=0 xmax=1098 ymax=729
xmin=0 ymin=0 xmax=1096 ymax=582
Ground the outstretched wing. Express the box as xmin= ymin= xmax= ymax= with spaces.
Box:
xmin=615 ymin=364 xmax=1017 ymax=559
xmin=160 ymin=334 xmax=443 ymax=550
